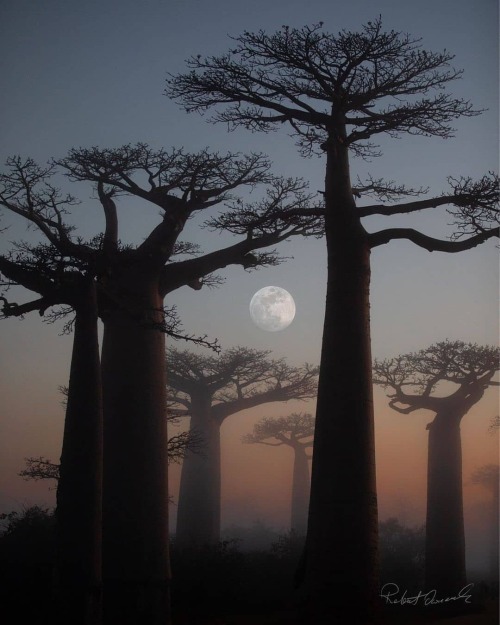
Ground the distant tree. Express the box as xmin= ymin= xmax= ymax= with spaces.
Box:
xmin=471 ymin=464 xmax=499 ymax=588
xmin=1 ymin=148 xmax=320 ymax=624
xmin=167 ymin=18 xmax=499 ymax=621
xmin=488 ymin=415 xmax=500 ymax=434
xmin=167 ymin=347 xmax=318 ymax=548
xmin=243 ymin=412 xmax=314 ymax=535
xmin=374 ymin=340 xmax=499 ymax=595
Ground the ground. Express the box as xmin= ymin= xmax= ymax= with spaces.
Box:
xmin=173 ymin=599 xmax=499 ymax=625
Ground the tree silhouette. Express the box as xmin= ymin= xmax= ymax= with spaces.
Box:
xmin=488 ymin=415 xmax=500 ymax=434
xmin=0 ymin=214 xmax=103 ymax=625
xmin=19 ymin=457 xmax=60 ymax=484
xmin=471 ymin=464 xmax=499 ymax=589
xmin=167 ymin=347 xmax=318 ymax=549
xmin=167 ymin=19 xmax=499 ymax=621
xmin=243 ymin=412 xmax=314 ymax=535
xmin=0 ymin=148 xmax=320 ymax=624
xmin=374 ymin=340 xmax=499 ymax=596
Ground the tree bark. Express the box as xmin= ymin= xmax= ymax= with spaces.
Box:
xmin=101 ymin=277 xmax=170 ymax=625
xmin=56 ymin=277 xmax=103 ymax=625
xmin=489 ymin=479 xmax=499 ymax=589
xmin=425 ymin=412 xmax=466 ymax=595
xmin=175 ymin=396 xmax=221 ymax=549
xmin=303 ymin=139 xmax=380 ymax=624
xmin=291 ymin=444 xmax=310 ymax=536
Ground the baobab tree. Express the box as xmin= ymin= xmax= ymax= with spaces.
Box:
xmin=0 ymin=218 xmax=103 ymax=623
xmin=243 ymin=412 xmax=314 ymax=535
xmin=167 ymin=347 xmax=318 ymax=548
xmin=471 ymin=464 xmax=499 ymax=589
xmin=0 ymin=148 xmax=321 ymax=625
xmin=373 ymin=340 xmax=499 ymax=596
xmin=167 ymin=19 xmax=499 ymax=621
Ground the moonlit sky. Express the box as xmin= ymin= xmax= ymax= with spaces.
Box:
xmin=0 ymin=0 xmax=498 ymax=571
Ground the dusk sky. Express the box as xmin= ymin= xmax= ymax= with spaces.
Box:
xmin=0 ymin=0 xmax=498 ymax=573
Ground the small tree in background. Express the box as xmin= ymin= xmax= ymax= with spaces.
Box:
xmin=167 ymin=347 xmax=318 ymax=549
xmin=374 ymin=340 xmax=499 ymax=596
xmin=243 ymin=412 xmax=314 ymax=535
xmin=488 ymin=415 xmax=500 ymax=434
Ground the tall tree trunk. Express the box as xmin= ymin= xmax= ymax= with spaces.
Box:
xmin=56 ymin=277 xmax=103 ymax=625
xmin=101 ymin=279 xmax=170 ymax=625
xmin=291 ymin=444 xmax=310 ymax=536
xmin=175 ymin=397 xmax=221 ymax=549
xmin=425 ymin=412 xmax=466 ymax=595
xmin=303 ymin=142 xmax=380 ymax=624
xmin=489 ymin=478 xmax=499 ymax=589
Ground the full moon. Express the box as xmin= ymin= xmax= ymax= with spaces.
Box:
xmin=249 ymin=286 xmax=296 ymax=332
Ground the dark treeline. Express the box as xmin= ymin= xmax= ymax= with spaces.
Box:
xmin=0 ymin=506 xmax=429 ymax=623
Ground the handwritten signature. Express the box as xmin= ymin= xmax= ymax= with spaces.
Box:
xmin=380 ymin=582 xmax=474 ymax=606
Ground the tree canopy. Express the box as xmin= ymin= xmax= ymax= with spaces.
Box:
xmin=243 ymin=412 xmax=315 ymax=448
xmin=167 ymin=346 xmax=319 ymax=422
xmin=0 ymin=146 xmax=322 ymax=324
xmin=168 ymin=19 xmax=479 ymax=154
xmin=167 ymin=18 xmax=499 ymax=252
xmin=373 ymin=339 xmax=499 ymax=414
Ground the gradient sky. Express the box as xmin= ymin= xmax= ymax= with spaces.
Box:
xmin=0 ymin=0 xmax=498 ymax=572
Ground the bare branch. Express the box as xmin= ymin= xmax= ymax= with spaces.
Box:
xmin=19 ymin=456 xmax=60 ymax=483
xmin=0 ymin=156 xmax=91 ymax=261
xmin=369 ymin=226 xmax=499 ymax=251
xmin=352 ymin=174 xmax=428 ymax=202
xmin=447 ymin=173 xmax=499 ymax=238
xmin=166 ymin=429 xmax=205 ymax=464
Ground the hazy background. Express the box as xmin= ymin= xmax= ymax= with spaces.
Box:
xmin=0 ymin=0 xmax=497 ymax=575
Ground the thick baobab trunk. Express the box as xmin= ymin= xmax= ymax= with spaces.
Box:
xmin=101 ymin=279 xmax=170 ymax=625
xmin=291 ymin=444 xmax=310 ymax=536
xmin=425 ymin=412 xmax=466 ymax=595
xmin=176 ymin=397 xmax=221 ymax=549
xmin=56 ymin=277 xmax=103 ymax=625
xmin=303 ymin=142 xmax=380 ymax=624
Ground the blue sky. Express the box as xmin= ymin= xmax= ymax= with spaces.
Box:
xmin=0 ymin=0 xmax=498 ymax=555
